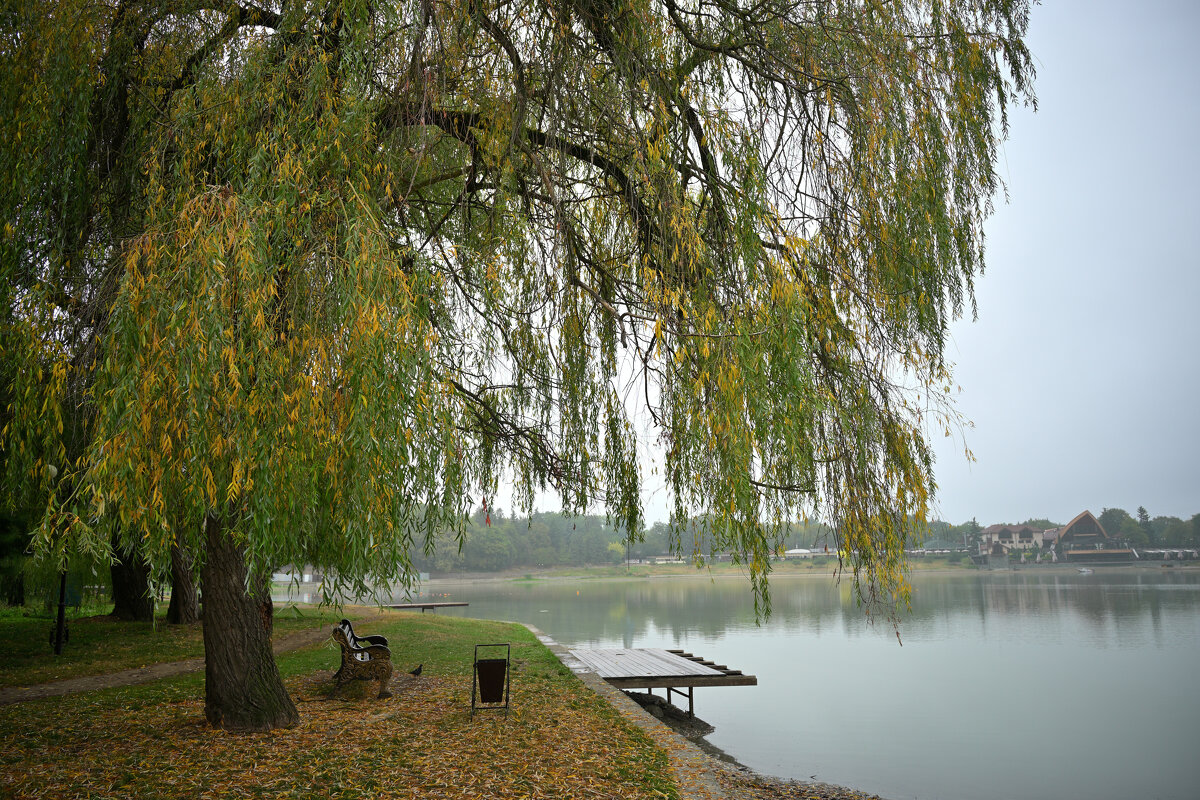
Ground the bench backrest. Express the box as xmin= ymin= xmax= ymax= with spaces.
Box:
xmin=332 ymin=624 xmax=391 ymax=662
xmin=338 ymin=618 xmax=389 ymax=648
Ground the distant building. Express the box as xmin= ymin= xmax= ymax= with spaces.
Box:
xmin=1137 ymin=548 xmax=1199 ymax=561
xmin=1042 ymin=528 xmax=1060 ymax=548
xmin=783 ymin=548 xmax=814 ymax=559
xmin=980 ymin=523 xmax=1045 ymax=555
xmin=907 ymin=537 xmax=968 ymax=557
xmin=1057 ymin=510 xmax=1136 ymax=563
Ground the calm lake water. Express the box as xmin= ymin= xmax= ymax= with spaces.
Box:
xmin=405 ymin=569 xmax=1200 ymax=800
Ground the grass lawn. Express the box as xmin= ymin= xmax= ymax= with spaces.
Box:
xmin=0 ymin=605 xmax=342 ymax=688
xmin=0 ymin=611 xmax=677 ymax=799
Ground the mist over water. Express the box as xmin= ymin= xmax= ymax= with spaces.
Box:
xmin=403 ymin=570 xmax=1200 ymax=800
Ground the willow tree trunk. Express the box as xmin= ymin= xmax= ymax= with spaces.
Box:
xmin=200 ymin=512 xmax=298 ymax=731
xmin=166 ymin=544 xmax=200 ymax=625
xmin=109 ymin=535 xmax=154 ymax=621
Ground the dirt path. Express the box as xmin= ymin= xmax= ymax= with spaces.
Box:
xmin=0 ymin=621 xmax=361 ymax=706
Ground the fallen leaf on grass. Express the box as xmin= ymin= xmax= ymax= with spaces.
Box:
xmin=1 ymin=668 xmax=674 ymax=800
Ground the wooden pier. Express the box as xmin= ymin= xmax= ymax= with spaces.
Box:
xmin=386 ymin=602 xmax=469 ymax=612
xmin=567 ymin=647 xmax=756 ymax=716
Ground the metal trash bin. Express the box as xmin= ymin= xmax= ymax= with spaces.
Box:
xmin=472 ymin=643 xmax=511 ymax=712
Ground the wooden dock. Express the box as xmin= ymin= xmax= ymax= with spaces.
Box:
xmin=567 ymin=647 xmax=756 ymax=716
xmin=386 ymin=602 xmax=469 ymax=613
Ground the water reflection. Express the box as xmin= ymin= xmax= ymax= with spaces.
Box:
xmin=395 ymin=570 xmax=1200 ymax=653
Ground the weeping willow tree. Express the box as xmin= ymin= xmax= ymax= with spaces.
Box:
xmin=1 ymin=0 xmax=1034 ymax=729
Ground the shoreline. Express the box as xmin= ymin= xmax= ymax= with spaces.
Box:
xmin=626 ymin=689 xmax=893 ymax=800
xmin=527 ymin=624 xmax=886 ymax=800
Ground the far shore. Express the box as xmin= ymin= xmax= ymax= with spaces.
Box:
xmin=421 ymin=558 xmax=1195 ymax=586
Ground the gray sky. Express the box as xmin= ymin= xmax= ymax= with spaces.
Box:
xmin=929 ymin=0 xmax=1200 ymax=526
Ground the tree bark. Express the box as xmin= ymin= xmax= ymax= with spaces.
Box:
xmin=109 ymin=535 xmax=154 ymax=621
xmin=166 ymin=543 xmax=200 ymax=624
xmin=251 ymin=569 xmax=273 ymax=636
xmin=200 ymin=512 xmax=297 ymax=731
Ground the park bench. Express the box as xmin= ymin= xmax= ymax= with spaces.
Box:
xmin=331 ymin=619 xmax=393 ymax=698
xmin=336 ymin=618 xmax=389 ymax=652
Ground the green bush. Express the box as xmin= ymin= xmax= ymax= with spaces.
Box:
xmin=20 ymin=555 xmax=113 ymax=616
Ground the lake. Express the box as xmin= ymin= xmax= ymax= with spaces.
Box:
xmin=402 ymin=568 xmax=1200 ymax=800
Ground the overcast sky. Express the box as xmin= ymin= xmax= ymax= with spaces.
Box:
xmin=928 ymin=0 xmax=1200 ymax=526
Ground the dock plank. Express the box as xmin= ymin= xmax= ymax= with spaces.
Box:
xmin=567 ymin=645 xmax=758 ymax=714
xmin=568 ymin=647 xmax=743 ymax=682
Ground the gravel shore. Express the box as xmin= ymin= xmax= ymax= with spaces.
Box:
xmin=716 ymin=767 xmax=885 ymax=800
xmin=627 ymin=690 xmax=885 ymax=800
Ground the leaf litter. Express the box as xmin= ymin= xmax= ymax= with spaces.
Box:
xmin=0 ymin=652 xmax=674 ymax=798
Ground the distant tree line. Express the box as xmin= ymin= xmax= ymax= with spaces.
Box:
xmin=407 ymin=510 xmax=852 ymax=574
xmin=1098 ymin=507 xmax=1199 ymax=548
xmin=3 ymin=506 xmax=1197 ymax=600
xmin=410 ymin=509 xmax=626 ymax=573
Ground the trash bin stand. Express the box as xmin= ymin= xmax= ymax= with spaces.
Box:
xmin=471 ymin=643 xmax=511 ymax=713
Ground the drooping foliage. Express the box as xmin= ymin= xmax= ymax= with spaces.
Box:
xmin=2 ymin=0 xmax=1035 ymax=618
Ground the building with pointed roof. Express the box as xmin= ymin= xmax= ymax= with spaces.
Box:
xmin=1057 ymin=510 xmax=1136 ymax=563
